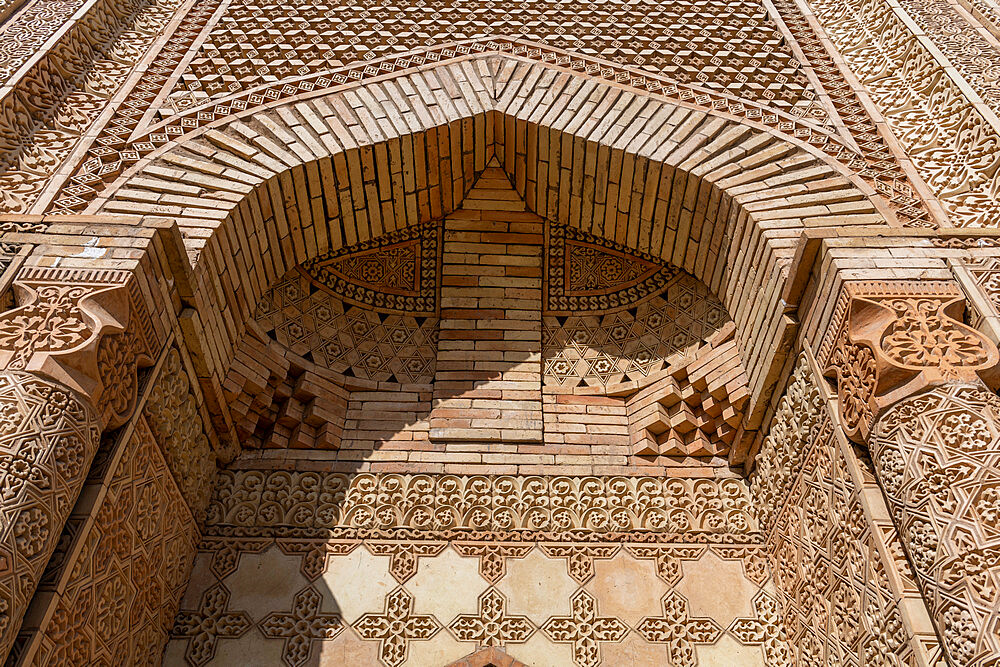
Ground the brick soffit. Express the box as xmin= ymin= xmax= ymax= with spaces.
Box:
xmin=81 ymin=52 xmax=902 ymax=440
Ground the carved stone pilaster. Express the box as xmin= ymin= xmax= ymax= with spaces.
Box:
xmin=0 ymin=267 xmax=160 ymax=661
xmin=822 ymin=280 xmax=1000 ymax=665
xmin=872 ymin=385 xmax=1000 ymax=665
xmin=820 ymin=281 xmax=999 ymax=442
xmin=0 ymin=372 xmax=100 ymax=660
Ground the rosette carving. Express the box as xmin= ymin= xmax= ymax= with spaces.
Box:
xmin=821 ymin=281 xmax=999 ymax=442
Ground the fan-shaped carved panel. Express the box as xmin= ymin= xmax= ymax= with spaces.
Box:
xmin=301 ymin=223 xmax=439 ymax=315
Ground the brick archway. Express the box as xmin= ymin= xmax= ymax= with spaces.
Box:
xmin=95 ymin=53 xmax=890 ymax=429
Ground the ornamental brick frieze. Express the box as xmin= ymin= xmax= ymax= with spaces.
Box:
xmin=872 ymin=384 xmax=1000 ymax=665
xmin=820 ymin=280 xmax=999 ymax=442
xmin=163 ymin=0 xmax=821 ymax=121
xmin=206 ymin=471 xmax=758 ymax=541
xmin=0 ymin=267 xmax=158 ymax=430
xmin=47 ymin=0 xmax=932 ymax=231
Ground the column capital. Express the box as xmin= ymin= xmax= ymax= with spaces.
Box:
xmin=0 ymin=266 xmax=159 ymax=429
xmin=818 ymin=280 xmax=999 ymax=443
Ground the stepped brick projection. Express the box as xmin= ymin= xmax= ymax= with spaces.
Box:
xmin=3 ymin=0 xmax=1000 ymax=664
xmin=242 ymin=162 xmax=742 ymax=471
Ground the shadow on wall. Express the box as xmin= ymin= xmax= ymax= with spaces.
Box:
xmin=161 ymin=168 xmax=751 ymax=667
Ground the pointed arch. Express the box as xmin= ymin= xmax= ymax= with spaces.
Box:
xmin=94 ymin=53 xmax=890 ymax=425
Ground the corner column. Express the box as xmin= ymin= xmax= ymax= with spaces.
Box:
xmin=823 ymin=281 xmax=1000 ymax=665
xmin=0 ymin=266 xmax=156 ymax=659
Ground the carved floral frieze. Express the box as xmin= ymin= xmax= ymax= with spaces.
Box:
xmin=207 ymin=471 xmax=758 ymax=541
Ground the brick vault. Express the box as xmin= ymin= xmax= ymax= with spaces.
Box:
xmin=0 ymin=0 xmax=999 ymax=665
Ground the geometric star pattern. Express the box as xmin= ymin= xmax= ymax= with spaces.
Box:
xmin=255 ymin=270 xmax=438 ymax=384
xmin=164 ymin=542 xmax=794 ymax=666
xmin=543 ymin=274 xmax=728 ymax=389
xmin=165 ymin=0 xmax=827 ymax=124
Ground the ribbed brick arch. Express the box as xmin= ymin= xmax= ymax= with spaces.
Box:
xmin=94 ymin=53 xmax=890 ymax=416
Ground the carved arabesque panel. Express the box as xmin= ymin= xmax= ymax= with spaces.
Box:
xmin=22 ymin=416 xmax=199 ymax=665
xmin=821 ymin=281 xmax=998 ymax=442
xmin=0 ymin=267 xmax=158 ymax=429
xmin=206 ymin=471 xmax=757 ymax=540
xmin=807 ymin=0 xmax=1000 ymax=227
xmin=873 ymin=384 xmax=1000 ymax=665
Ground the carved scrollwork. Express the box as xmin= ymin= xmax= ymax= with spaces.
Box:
xmin=0 ymin=268 xmax=157 ymax=429
xmin=821 ymin=281 xmax=999 ymax=442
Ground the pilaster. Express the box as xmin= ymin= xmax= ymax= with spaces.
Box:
xmin=822 ymin=278 xmax=1000 ymax=665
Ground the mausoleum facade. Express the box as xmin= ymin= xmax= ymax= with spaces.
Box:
xmin=0 ymin=0 xmax=999 ymax=664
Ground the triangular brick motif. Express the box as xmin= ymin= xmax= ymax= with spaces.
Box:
xmin=460 ymin=157 xmax=527 ymax=211
xmin=445 ymin=646 xmax=531 ymax=667
xmin=546 ymin=222 xmax=681 ymax=314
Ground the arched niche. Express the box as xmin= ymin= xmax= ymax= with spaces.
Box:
xmin=94 ymin=53 xmax=891 ymax=449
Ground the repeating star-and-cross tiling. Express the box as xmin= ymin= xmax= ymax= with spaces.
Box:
xmin=258 ymin=585 xmax=344 ymax=667
xmin=540 ymin=589 xmax=630 ymax=667
xmin=352 ymin=587 xmax=441 ymax=667
xmin=171 ymin=583 xmax=253 ymax=666
xmin=635 ymin=590 xmax=724 ymax=667
xmin=448 ymin=587 xmax=536 ymax=647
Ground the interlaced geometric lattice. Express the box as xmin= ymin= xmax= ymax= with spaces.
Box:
xmin=543 ymin=276 xmax=728 ymax=388
xmin=255 ymin=270 xmax=438 ymax=384
xmin=165 ymin=0 xmax=826 ymax=123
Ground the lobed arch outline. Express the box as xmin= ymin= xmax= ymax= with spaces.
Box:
xmin=92 ymin=52 xmax=893 ymax=434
